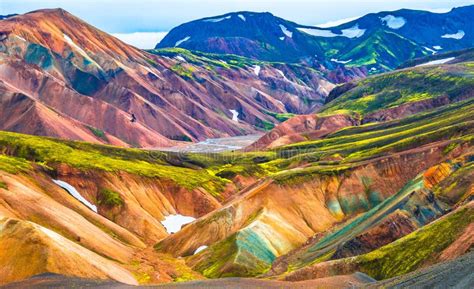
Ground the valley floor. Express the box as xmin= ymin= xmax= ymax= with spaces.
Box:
xmin=159 ymin=134 xmax=263 ymax=153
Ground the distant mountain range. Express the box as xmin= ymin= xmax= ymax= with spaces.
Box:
xmin=0 ymin=14 xmax=17 ymax=20
xmin=157 ymin=6 xmax=474 ymax=71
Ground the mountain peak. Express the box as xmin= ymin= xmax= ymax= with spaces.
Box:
xmin=24 ymin=7 xmax=71 ymax=17
xmin=157 ymin=4 xmax=473 ymax=68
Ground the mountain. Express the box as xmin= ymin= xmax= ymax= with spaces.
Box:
xmin=0 ymin=54 xmax=472 ymax=286
xmin=320 ymin=49 xmax=474 ymax=121
xmin=0 ymin=9 xmax=336 ymax=147
xmin=157 ymin=6 xmax=474 ymax=70
xmin=0 ymin=14 xmax=17 ymax=20
xmin=247 ymin=50 xmax=474 ymax=150
xmin=0 ymin=98 xmax=472 ymax=286
xmin=399 ymin=47 xmax=474 ymax=68
xmin=155 ymin=98 xmax=473 ymax=278
xmin=0 ymin=6 xmax=473 ymax=289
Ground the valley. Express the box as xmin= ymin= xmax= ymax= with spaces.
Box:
xmin=0 ymin=3 xmax=473 ymax=289
xmin=161 ymin=134 xmax=262 ymax=153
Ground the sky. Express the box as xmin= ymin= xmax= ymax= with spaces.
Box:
xmin=1 ymin=0 xmax=473 ymax=48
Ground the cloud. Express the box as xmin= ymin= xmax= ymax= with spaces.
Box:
xmin=111 ymin=32 xmax=168 ymax=49
xmin=315 ymin=16 xmax=360 ymax=28
xmin=424 ymin=7 xmax=453 ymax=13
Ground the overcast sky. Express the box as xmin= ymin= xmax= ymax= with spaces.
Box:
xmin=2 ymin=0 xmax=473 ymax=48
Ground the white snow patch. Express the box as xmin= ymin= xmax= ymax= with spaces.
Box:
xmin=433 ymin=46 xmax=443 ymax=50
xmin=175 ymin=55 xmax=186 ymax=62
xmin=194 ymin=245 xmax=208 ymax=254
xmin=14 ymin=35 xmax=26 ymax=42
xmin=370 ymin=67 xmax=377 ymax=72
xmin=426 ymin=8 xmax=453 ymax=13
xmin=279 ymin=24 xmax=293 ymax=38
xmin=253 ymin=65 xmax=261 ymax=76
xmin=63 ymin=34 xmax=78 ymax=49
xmin=424 ymin=46 xmax=437 ymax=55
xmin=52 ymin=180 xmax=98 ymax=213
xmin=297 ymin=27 xmax=338 ymax=37
xmin=331 ymin=58 xmax=352 ymax=64
xmin=276 ymin=69 xmax=287 ymax=79
xmin=441 ymin=30 xmax=465 ymax=40
xmin=203 ymin=15 xmax=231 ymax=23
xmin=161 ymin=214 xmax=195 ymax=234
xmin=279 ymin=36 xmax=285 ymax=41
xmin=380 ymin=15 xmax=406 ymax=29
xmin=416 ymin=57 xmax=455 ymax=67
xmin=341 ymin=25 xmax=366 ymax=38
xmin=298 ymin=24 xmax=364 ymax=38
xmin=175 ymin=36 xmax=190 ymax=47
xmin=238 ymin=14 xmax=246 ymax=21
xmin=230 ymin=109 xmax=239 ymax=122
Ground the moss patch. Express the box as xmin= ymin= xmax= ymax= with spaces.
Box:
xmin=98 ymin=188 xmax=124 ymax=207
xmin=189 ymin=232 xmax=272 ymax=278
xmin=357 ymin=205 xmax=474 ymax=279
xmin=170 ymin=64 xmax=195 ymax=79
xmin=0 ymin=181 xmax=8 ymax=190
xmin=86 ymin=126 xmax=107 ymax=141
xmin=0 ymin=131 xmax=227 ymax=196
xmin=0 ymin=155 xmax=31 ymax=174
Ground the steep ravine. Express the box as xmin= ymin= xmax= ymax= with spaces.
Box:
xmin=0 ymin=157 xmax=232 ymax=284
xmin=156 ymin=141 xmax=470 ymax=277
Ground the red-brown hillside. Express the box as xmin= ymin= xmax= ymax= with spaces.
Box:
xmin=0 ymin=9 xmax=335 ymax=147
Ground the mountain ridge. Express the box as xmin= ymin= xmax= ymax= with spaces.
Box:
xmin=0 ymin=5 xmax=473 ymax=288
xmin=157 ymin=5 xmax=474 ymax=71
xmin=0 ymin=8 xmax=339 ymax=147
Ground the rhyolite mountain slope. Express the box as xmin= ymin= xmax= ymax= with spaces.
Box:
xmin=399 ymin=47 xmax=474 ymax=68
xmin=320 ymin=52 xmax=474 ymax=121
xmin=0 ymin=8 xmax=473 ymax=289
xmin=0 ymin=98 xmax=472 ymax=286
xmin=154 ymin=98 xmax=473 ymax=279
xmin=0 ymin=131 xmax=230 ymax=285
xmin=0 ymin=9 xmax=336 ymax=148
xmin=0 ymin=56 xmax=473 ymax=286
xmin=157 ymin=6 xmax=474 ymax=71
xmin=247 ymin=51 xmax=474 ymax=150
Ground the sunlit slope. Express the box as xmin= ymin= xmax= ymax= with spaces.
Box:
xmin=320 ymin=60 xmax=474 ymax=120
xmin=0 ymin=97 xmax=472 ymax=284
xmin=154 ymin=99 xmax=473 ymax=278
xmin=0 ymin=9 xmax=335 ymax=146
xmin=269 ymin=157 xmax=473 ymax=277
xmin=249 ymin=54 xmax=473 ymax=150
xmin=282 ymin=200 xmax=474 ymax=282
xmin=0 ymin=132 xmax=240 ymax=284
